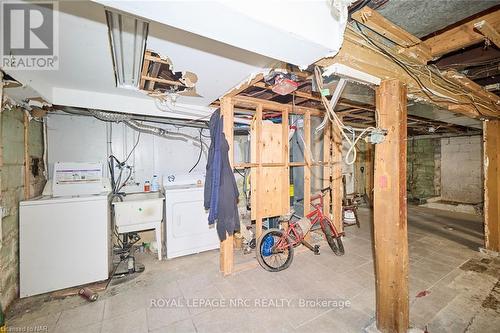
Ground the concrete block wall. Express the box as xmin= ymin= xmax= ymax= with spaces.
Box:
xmin=0 ymin=107 xmax=46 ymax=310
xmin=407 ymin=138 xmax=440 ymax=200
xmin=440 ymin=135 xmax=482 ymax=203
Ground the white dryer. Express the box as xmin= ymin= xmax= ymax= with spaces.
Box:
xmin=163 ymin=173 xmax=220 ymax=259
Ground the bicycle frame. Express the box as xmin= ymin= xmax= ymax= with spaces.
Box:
xmin=274 ymin=192 xmax=342 ymax=251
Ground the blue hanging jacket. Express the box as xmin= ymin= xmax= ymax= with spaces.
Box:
xmin=204 ymin=109 xmax=240 ymax=241
xmin=207 ymin=112 xmax=222 ymax=224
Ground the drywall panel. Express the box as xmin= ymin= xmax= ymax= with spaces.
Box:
xmin=440 ymin=136 xmax=483 ymax=203
xmin=7 ymin=1 xmax=272 ymax=116
xmin=95 ymin=0 xmax=347 ymax=67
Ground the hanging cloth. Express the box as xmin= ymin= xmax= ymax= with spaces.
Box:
xmin=204 ymin=109 xmax=240 ymax=241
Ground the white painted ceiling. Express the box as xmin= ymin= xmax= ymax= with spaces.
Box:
xmin=4 ymin=1 xmax=347 ymax=119
xmin=4 ymin=1 xmax=276 ymax=118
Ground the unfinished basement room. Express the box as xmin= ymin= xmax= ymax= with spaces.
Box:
xmin=1 ymin=1 xmax=500 ymax=332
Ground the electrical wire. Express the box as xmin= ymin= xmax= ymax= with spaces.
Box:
xmin=351 ymin=22 xmax=493 ymax=116
xmin=200 ymin=128 xmax=211 ymax=138
xmin=124 ymin=132 xmax=141 ymax=164
xmin=313 ymin=66 xmax=376 ymax=165
xmin=189 ymin=129 xmax=204 ymax=173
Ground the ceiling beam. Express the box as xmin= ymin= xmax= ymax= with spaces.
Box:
xmin=351 ymin=7 xmax=432 ymax=64
xmin=317 ymin=25 xmax=500 ymax=119
xmin=443 ymin=70 xmax=500 ymax=105
xmin=351 ymin=6 xmax=421 ymax=47
xmin=474 ymin=20 xmax=500 ymax=48
xmin=224 ymin=73 xmax=265 ymax=98
xmin=422 ymin=8 xmax=500 ymax=58
xmin=434 ymin=45 xmax=500 ymax=70
xmin=253 ymin=81 xmax=379 ymax=112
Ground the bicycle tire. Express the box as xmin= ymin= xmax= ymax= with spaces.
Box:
xmin=322 ymin=220 xmax=345 ymax=256
xmin=256 ymin=229 xmax=294 ymax=272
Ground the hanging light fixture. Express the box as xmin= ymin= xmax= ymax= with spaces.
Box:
xmin=105 ymin=9 xmax=149 ymax=89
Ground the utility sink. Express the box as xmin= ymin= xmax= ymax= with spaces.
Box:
xmin=112 ymin=191 xmax=165 ymax=228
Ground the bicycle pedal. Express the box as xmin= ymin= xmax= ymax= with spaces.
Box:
xmin=314 ymin=245 xmax=320 ymax=255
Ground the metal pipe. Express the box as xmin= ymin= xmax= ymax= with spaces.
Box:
xmin=87 ymin=109 xmax=208 ymax=150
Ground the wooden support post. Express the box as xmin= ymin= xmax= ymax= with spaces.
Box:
xmin=255 ymin=105 xmax=263 ymax=239
xmin=220 ymin=97 xmax=234 ymax=276
xmin=220 ymin=233 xmax=234 ymax=276
xmin=365 ymin=143 xmax=374 ymax=206
xmin=221 ymin=97 xmax=234 ymax=166
xmin=303 ymin=111 xmax=311 ymax=242
xmin=24 ymin=112 xmax=30 ymax=200
xmin=282 ymin=107 xmax=290 ymax=215
xmin=484 ymin=120 xmax=500 ymax=252
xmin=374 ymin=79 xmax=409 ymax=333
xmin=332 ymin=118 xmax=343 ymax=233
xmin=323 ymin=123 xmax=332 ymax=218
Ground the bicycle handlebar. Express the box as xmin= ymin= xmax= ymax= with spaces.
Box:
xmin=295 ymin=188 xmax=330 ymax=203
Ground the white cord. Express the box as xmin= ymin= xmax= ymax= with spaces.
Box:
xmin=313 ymin=66 xmax=378 ymax=165
xmin=297 ymin=129 xmax=317 ymax=164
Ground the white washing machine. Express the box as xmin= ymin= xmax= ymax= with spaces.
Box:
xmin=19 ymin=162 xmax=112 ymax=297
xmin=164 ymin=173 xmax=220 ymax=259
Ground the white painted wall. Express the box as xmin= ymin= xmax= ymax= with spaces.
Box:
xmin=440 ymin=135 xmax=483 ymax=203
xmin=47 ymin=113 xmax=209 ymax=188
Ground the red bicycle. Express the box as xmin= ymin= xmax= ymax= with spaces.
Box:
xmin=256 ymin=188 xmax=345 ymax=272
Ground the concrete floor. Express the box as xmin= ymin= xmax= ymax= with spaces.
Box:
xmin=6 ymin=205 xmax=500 ymax=333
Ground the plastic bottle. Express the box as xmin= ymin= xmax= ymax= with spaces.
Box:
xmin=151 ymin=175 xmax=159 ymax=192
xmin=144 ymin=181 xmax=151 ymax=192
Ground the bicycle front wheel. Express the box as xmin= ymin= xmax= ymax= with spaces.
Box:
xmin=322 ymin=220 xmax=345 ymax=256
xmin=256 ymin=229 xmax=294 ymax=272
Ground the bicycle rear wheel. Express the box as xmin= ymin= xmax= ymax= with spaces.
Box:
xmin=322 ymin=220 xmax=345 ymax=256
xmin=256 ymin=229 xmax=294 ymax=272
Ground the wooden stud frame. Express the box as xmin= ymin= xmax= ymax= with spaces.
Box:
xmin=322 ymin=123 xmax=332 ymax=218
xmin=332 ymin=115 xmax=343 ymax=233
xmin=220 ymin=97 xmax=235 ymax=276
xmin=24 ymin=112 xmax=30 ymax=200
xmin=484 ymin=120 xmax=500 ymax=252
xmin=218 ymin=95 xmax=335 ymax=275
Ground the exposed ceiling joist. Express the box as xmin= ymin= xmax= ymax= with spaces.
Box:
xmin=351 ymin=6 xmax=432 ymax=64
xmin=317 ymin=22 xmax=500 ymax=119
xmin=423 ymin=8 xmax=500 ymax=58
xmin=224 ymin=73 xmax=265 ymax=98
xmin=434 ymin=45 xmax=500 ymax=70
xmin=443 ymin=70 xmax=500 ymax=105
xmin=351 ymin=6 xmax=421 ymax=48
xmin=474 ymin=20 xmax=500 ymax=48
